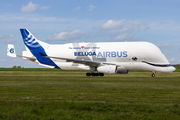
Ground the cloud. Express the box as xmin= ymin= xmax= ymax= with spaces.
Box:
xmin=0 ymin=34 xmax=16 ymax=44
xmin=100 ymin=19 xmax=125 ymax=30
xmin=6 ymin=4 xmax=12 ymax=7
xmin=157 ymin=43 xmax=172 ymax=49
xmin=40 ymin=6 xmax=51 ymax=10
xmin=21 ymin=2 xmax=38 ymax=13
xmin=114 ymin=33 xmax=134 ymax=41
xmin=89 ymin=4 xmax=95 ymax=11
xmin=169 ymin=58 xmax=175 ymax=62
xmin=148 ymin=20 xmax=180 ymax=32
xmin=0 ymin=14 xmax=63 ymax=22
xmin=99 ymin=19 xmax=147 ymax=41
xmin=12 ymin=59 xmax=23 ymax=62
xmin=0 ymin=59 xmax=7 ymax=62
xmin=73 ymin=7 xmax=81 ymax=11
xmin=47 ymin=30 xmax=87 ymax=41
xmin=92 ymin=32 xmax=103 ymax=38
xmin=100 ymin=19 xmax=148 ymax=32
xmin=0 ymin=59 xmax=22 ymax=62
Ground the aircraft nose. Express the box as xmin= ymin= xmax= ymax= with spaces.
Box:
xmin=168 ymin=66 xmax=176 ymax=72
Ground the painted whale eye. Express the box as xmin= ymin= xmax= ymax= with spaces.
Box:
xmin=132 ymin=57 xmax=138 ymax=61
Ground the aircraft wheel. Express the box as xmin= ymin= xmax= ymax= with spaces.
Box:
xmin=99 ymin=73 xmax=104 ymax=76
xmin=151 ymin=74 xmax=155 ymax=77
xmin=92 ymin=73 xmax=95 ymax=76
xmin=86 ymin=73 xmax=91 ymax=76
xmin=96 ymin=73 xmax=99 ymax=76
xmin=87 ymin=73 xmax=104 ymax=76
xmin=151 ymin=71 xmax=155 ymax=77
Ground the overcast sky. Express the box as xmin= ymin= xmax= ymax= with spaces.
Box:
xmin=0 ymin=0 xmax=180 ymax=68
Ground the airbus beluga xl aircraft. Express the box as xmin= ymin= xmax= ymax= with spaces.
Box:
xmin=7 ymin=29 xmax=175 ymax=77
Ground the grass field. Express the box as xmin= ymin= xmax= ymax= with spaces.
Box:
xmin=1 ymin=67 xmax=180 ymax=72
xmin=0 ymin=71 xmax=180 ymax=119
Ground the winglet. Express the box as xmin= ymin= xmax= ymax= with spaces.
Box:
xmin=7 ymin=44 xmax=16 ymax=57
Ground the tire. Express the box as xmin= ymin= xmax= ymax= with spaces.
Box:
xmin=86 ymin=73 xmax=91 ymax=76
xmin=100 ymin=73 xmax=104 ymax=76
xmin=92 ymin=73 xmax=95 ymax=76
xmin=151 ymin=74 xmax=155 ymax=77
xmin=96 ymin=73 xmax=99 ymax=76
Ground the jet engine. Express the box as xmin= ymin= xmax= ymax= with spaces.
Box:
xmin=116 ymin=70 xmax=129 ymax=74
xmin=97 ymin=65 xmax=116 ymax=74
xmin=97 ymin=65 xmax=129 ymax=74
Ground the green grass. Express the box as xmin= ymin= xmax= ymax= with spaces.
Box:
xmin=0 ymin=67 xmax=180 ymax=72
xmin=0 ymin=72 xmax=180 ymax=119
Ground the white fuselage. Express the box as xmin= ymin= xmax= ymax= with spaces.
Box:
xmin=43 ymin=42 xmax=175 ymax=73
xmin=7 ymin=29 xmax=176 ymax=76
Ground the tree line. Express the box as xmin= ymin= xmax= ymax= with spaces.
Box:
xmin=12 ymin=66 xmax=24 ymax=69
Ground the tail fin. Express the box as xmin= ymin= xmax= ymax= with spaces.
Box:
xmin=20 ymin=29 xmax=59 ymax=68
xmin=7 ymin=44 xmax=16 ymax=57
xmin=20 ymin=29 xmax=42 ymax=50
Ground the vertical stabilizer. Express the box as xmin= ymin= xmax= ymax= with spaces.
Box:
xmin=20 ymin=29 xmax=42 ymax=50
xmin=20 ymin=28 xmax=59 ymax=68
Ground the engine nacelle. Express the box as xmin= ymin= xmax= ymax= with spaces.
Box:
xmin=97 ymin=65 xmax=129 ymax=74
xmin=116 ymin=70 xmax=129 ymax=74
xmin=97 ymin=65 xmax=117 ymax=74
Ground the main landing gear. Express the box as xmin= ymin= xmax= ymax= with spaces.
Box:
xmin=86 ymin=73 xmax=104 ymax=76
xmin=86 ymin=66 xmax=104 ymax=76
xmin=151 ymin=71 xmax=155 ymax=77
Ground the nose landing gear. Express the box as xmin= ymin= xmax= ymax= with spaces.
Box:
xmin=151 ymin=71 xmax=155 ymax=77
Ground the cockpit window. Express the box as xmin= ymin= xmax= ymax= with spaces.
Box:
xmin=132 ymin=57 xmax=138 ymax=61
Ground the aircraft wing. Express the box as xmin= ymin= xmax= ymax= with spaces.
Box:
xmin=40 ymin=52 xmax=116 ymax=67
xmin=43 ymin=56 xmax=101 ymax=67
